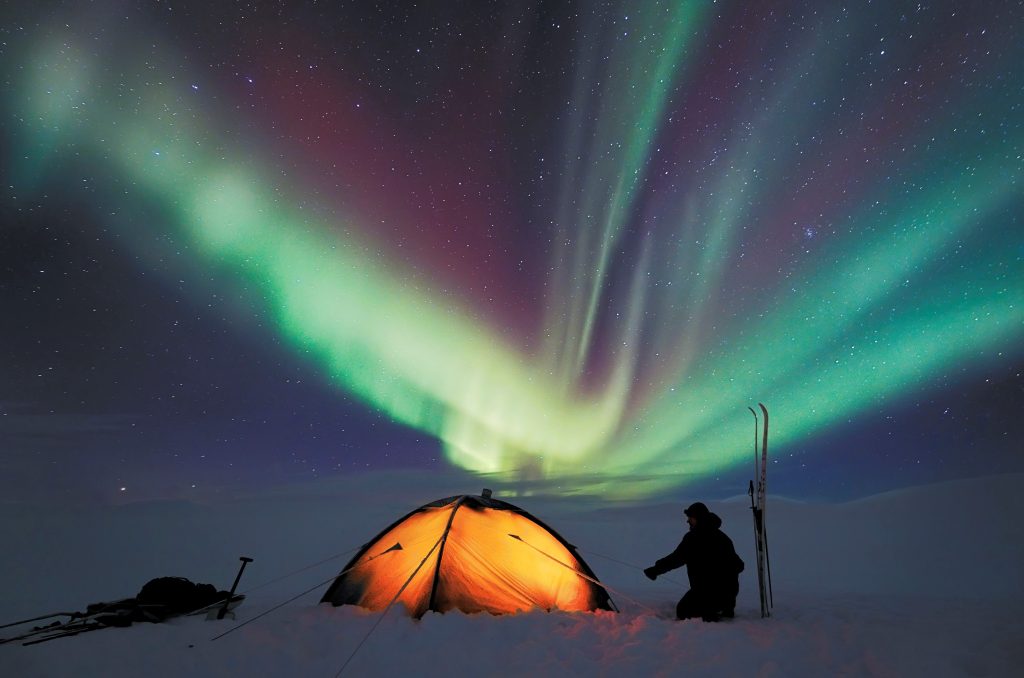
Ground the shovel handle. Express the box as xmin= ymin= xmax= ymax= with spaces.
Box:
xmin=217 ymin=556 xmax=254 ymax=620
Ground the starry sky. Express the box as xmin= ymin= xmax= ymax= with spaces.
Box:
xmin=1 ymin=0 xmax=1022 ymax=505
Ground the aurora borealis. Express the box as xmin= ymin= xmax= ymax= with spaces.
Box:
xmin=2 ymin=1 xmax=1022 ymax=503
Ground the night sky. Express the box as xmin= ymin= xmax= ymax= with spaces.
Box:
xmin=1 ymin=0 xmax=1021 ymax=504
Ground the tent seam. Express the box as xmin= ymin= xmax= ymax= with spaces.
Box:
xmin=426 ymin=495 xmax=466 ymax=614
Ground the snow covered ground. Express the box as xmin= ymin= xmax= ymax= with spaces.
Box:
xmin=3 ymin=473 xmax=1023 ymax=677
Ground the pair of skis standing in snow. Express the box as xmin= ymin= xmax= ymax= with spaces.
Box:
xmin=645 ymin=403 xmax=774 ymax=621
xmin=747 ymin=403 xmax=774 ymax=619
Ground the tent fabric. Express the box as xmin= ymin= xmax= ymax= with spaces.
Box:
xmin=320 ymin=493 xmax=615 ymax=618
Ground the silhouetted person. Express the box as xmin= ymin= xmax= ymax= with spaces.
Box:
xmin=644 ymin=502 xmax=744 ymax=621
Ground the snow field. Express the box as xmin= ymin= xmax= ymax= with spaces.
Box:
xmin=2 ymin=473 xmax=1022 ymax=676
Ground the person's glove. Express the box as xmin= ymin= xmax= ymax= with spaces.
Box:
xmin=643 ymin=566 xmax=658 ymax=581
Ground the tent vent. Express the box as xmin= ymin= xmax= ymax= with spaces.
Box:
xmin=481 ymin=488 xmax=493 ymax=499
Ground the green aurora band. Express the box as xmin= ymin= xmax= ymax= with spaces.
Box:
xmin=9 ymin=10 xmax=1023 ymax=498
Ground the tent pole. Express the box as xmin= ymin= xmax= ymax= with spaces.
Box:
xmin=426 ymin=497 xmax=467 ymax=612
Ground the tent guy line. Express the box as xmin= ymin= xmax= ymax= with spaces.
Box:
xmin=576 ymin=548 xmax=686 ymax=589
xmin=210 ymin=544 xmax=404 ymax=643
xmin=208 ymin=573 xmax=337 ymax=643
xmin=334 ymin=534 xmax=447 ymax=678
xmin=506 ymin=535 xmax=645 ymax=614
xmin=239 ymin=546 xmax=363 ymax=596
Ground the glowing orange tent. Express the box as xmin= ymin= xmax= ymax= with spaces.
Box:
xmin=320 ymin=490 xmax=616 ymax=618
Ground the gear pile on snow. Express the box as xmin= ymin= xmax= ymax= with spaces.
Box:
xmin=120 ymin=577 xmax=232 ymax=624
xmin=1 ymin=577 xmax=237 ymax=646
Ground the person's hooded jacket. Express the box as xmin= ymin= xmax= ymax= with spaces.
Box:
xmin=648 ymin=512 xmax=744 ymax=595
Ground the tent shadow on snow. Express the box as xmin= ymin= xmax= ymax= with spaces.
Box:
xmin=320 ymin=489 xmax=617 ymax=618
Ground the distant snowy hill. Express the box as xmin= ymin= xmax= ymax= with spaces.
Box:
xmin=2 ymin=473 xmax=1022 ymax=676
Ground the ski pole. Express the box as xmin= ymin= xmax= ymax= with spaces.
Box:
xmin=217 ymin=556 xmax=254 ymax=620
xmin=764 ymin=524 xmax=774 ymax=609
xmin=748 ymin=406 xmax=759 ymax=488
xmin=22 ymin=623 xmax=106 ymax=646
xmin=748 ymin=479 xmax=766 ymax=617
xmin=0 ymin=611 xmax=75 ymax=630
xmin=758 ymin=402 xmax=770 ymax=617
xmin=750 ymin=402 xmax=767 ymax=613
